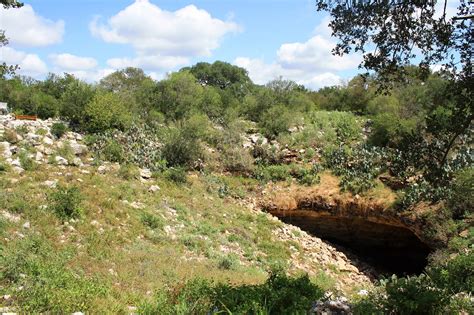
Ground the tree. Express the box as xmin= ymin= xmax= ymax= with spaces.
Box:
xmin=0 ymin=0 xmax=23 ymax=78
xmin=85 ymin=91 xmax=132 ymax=133
xmin=99 ymin=67 xmax=149 ymax=93
xmin=316 ymin=0 xmax=473 ymax=179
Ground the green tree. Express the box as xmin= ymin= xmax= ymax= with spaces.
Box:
xmin=60 ymin=78 xmax=95 ymax=128
xmin=156 ymin=71 xmax=203 ymax=120
xmin=0 ymin=1 xmax=23 ymax=78
xmin=85 ymin=91 xmax=132 ymax=133
xmin=316 ymin=0 xmax=473 ymax=179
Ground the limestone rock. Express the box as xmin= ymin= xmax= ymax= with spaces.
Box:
xmin=140 ymin=168 xmax=152 ymax=179
xmin=55 ymin=156 xmax=68 ymax=166
xmin=70 ymin=142 xmax=88 ymax=155
xmin=148 ymin=185 xmax=160 ymax=193
xmin=98 ymin=165 xmax=107 ymax=174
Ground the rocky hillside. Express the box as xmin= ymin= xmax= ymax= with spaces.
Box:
xmin=0 ymin=115 xmax=372 ymax=313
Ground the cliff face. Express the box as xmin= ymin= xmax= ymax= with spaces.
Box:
xmin=260 ymin=176 xmax=434 ymax=275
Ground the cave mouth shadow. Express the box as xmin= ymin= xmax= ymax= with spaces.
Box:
xmin=276 ymin=213 xmax=431 ymax=277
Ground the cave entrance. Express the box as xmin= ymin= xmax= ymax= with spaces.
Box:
xmin=274 ymin=211 xmax=431 ymax=276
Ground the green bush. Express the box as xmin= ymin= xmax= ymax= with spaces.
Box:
xmin=141 ymin=213 xmax=164 ymax=230
xmin=102 ymin=139 xmax=125 ymax=163
xmin=51 ymin=122 xmax=67 ymax=139
xmin=161 ymin=128 xmax=202 ymax=169
xmin=164 ymin=167 xmax=187 ymax=184
xmin=0 ymin=236 xmax=107 ymax=313
xmin=48 ymin=185 xmax=83 ymax=220
xmin=85 ymin=91 xmax=132 ymax=133
xmin=259 ymin=105 xmax=293 ymax=139
xmin=19 ymin=151 xmax=37 ymax=171
xmin=117 ymin=163 xmax=139 ymax=180
xmin=140 ymin=271 xmax=324 ymax=314
xmin=221 ymin=146 xmax=255 ymax=174
xmin=291 ymin=164 xmax=322 ymax=186
xmin=255 ymin=164 xmax=291 ymax=183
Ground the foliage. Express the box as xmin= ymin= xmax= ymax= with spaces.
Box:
xmin=101 ymin=139 xmax=125 ymax=163
xmin=0 ymin=236 xmax=107 ymax=313
xmin=141 ymin=213 xmax=164 ymax=230
xmin=60 ymin=79 xmax=95 ymax=128
xmin=324 ymin=145 xmax=387 ymax=194
xmin=18 ymin=150 xmax=37 ymax=171
xmin=85 ymin=91 xmax=132 ymax=133
xmin=117 ymin=163 xmax=139 ymax=180
xmin=140 ymin=271 xmax=324 ymax=314
xmin=50 ymin=122 xmax=67 ymax=139
xmin=259 ymin=104 xmax=293 ymax=139
xmin=164 ymin=167 xmax=187 ymax=184
xmin=354 ymin=252 xmax=474 ymax=315
xmin=48 ymin=185 xmax=83 ymax=220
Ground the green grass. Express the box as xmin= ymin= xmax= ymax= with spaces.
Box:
xmin=0 ymin=162 xmax=355 ymax=312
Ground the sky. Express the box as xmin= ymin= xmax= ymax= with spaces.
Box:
xmin=0 ymin=0 xmax=460 ymax=90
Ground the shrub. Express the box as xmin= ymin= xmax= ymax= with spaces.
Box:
xmin=117 ymin=163 xmax=139 ymax=180
xmin=217 ymin=254 xmax=239 ymax=270
xmin=324 ymin=145 xmax=387 ymax=194
xmin=291 ymin=164 xmax=322 ymax=186
xmin=57 ymin=141 xmax=75 ymax=163
xmin=102 ymin=139 xmax=125 ymax=163
xmin=19 ymin=151 xmax=37 ymax=171
xmin=141 ymin=213 xmax=164 ymax=230
xmin=259 ymin=105 xmax=293 ymax=139
xmin=221 ymin=146 xmax=255 ymax=174
xmin=161 ymin=128 xmax=202 ymax=169
xmin=255 ymin=164 xmax=291 ymax=183
xmin=140 ymin=271 xmax=324 ymax=314
xmin=51 ymin=122 xmax=67 ymax=139
xmin=164 ymin=167 xmax=187 ymax=184
xmin=48 ymin=185 xmax=83 ymax=220
xmin=85 ymin=91 xmax=132 ymax=133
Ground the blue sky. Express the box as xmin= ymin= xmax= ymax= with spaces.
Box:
xmin=2 ymin=0 xmax=457 ymax=89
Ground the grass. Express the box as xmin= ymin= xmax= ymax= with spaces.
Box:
xmin=0 ymin=161 xmax=356 ymax=313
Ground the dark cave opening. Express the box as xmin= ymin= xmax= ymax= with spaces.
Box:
xmin=274 ymin=212 xmax=431 ymax=276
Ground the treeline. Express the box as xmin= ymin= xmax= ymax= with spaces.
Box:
xmin=0 ymin=62 xmax=460 ymax=145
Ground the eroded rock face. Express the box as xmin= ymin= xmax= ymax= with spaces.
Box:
xmin=262 ymin=186 xmax=433 ymax=275
xmin=271 ymin=209 xmax=431 ymax=274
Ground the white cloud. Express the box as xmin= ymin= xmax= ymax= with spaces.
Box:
xmin=107 ymin=54 xmax=188 ymax=71
xmin=1 ymin=47 xmax=48 ymax=77
xmin=50 ymin=53 xmax=98 ymax=71
xmin=67 ymin=68 xmax=116 ymax=82
xmin=90 ymin=0 xmax=240 ymax=59
xmin=233 ymin=19 xmax=357 ymax=89
xmin=0 ymin=4 xmax=64 ymax=47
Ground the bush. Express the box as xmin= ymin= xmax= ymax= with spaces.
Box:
xmin=85 ymin=91 xmax=132 ymax=133
xmin=141 ymin=213 xmax=164 ymax=230
xmin=51 ymin=122 xmax=67 ymax=139
xmin=0 ymin=236 xmax=107 ymax=313
xmin=221 ymin=146 xmax=254 ymax=174
xmin=140 ymin=271 xmax=324 ymax=314
xmin=161 ymin=128 xmax=202 ymax=169
xmin=291 ymin=164 xmax=322 ymax=186
xmin=19 ymin=151 xmax=37 ymax=171
xmin=164 ymin=167 xmax=187 ymax=184
xmin=48 ymin=185 xmax=83 ymax=220
xmin=255 ymin=164 xmax=291 ymax=183
xmin=259 ymin=105 xmax=293 ymax=139
xmin=324 ymin=145 xmax=387 ymax=194
xmin=102 ymin=139 xmax=125 ymax=163
xmin=117 ymin=163 xmax=139 ymax=180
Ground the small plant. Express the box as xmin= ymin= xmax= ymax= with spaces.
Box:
xmin=57 ymin=141 xmax=75 ymax=163
xmin=48 ymin=185 xmax=83 ymax=220
xmin=117 ymin=163 xmax=139 ymax=180
xmin=51 ymin=122 xmax=67 ymax=139
xmin=217 ymin=254 xmax=239 ymax=270
xmin=36 ymin=128 xmax=48 ymax=136
xmin=164 ymin=167 xmax=187 ymax=184
xmin=19 ymin=151 xmax=37 ymax=171
xmin=141 ymin=213 xmax=164 ymax=230
xmin=254 ymin=164 xmax=291 ymax=183
xmin=102 ymin=139 xmax=125 ymax=163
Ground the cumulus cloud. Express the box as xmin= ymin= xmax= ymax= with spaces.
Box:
xmin=0 ymin=4 xmax=64 ymax=47
xmin=107 ymin=55 xmax=188 ymax=71
xmin=233 ymin=19 xmax=357 ymax=89
xmin=49 ymin=53 xmax=98 ymax=71
xmin=90 ymin=0 xmax=240 ymax=70
xmin=2 ymin=47 xmax=48 ymax=77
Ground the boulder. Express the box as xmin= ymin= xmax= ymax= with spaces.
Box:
xmin=72 ymin=157 xmax=83 ymax=167
xmin=140 ymin=168 xmax=152 ymax=179
xmin=35 ymin=151 xmax=44 ymax=162
xmin=43 ymin=137 xmax=54 ymax=146
xmin=55 ymin=156 xmax=68 ymax=166
xmin=70 ymin=142 xmax=88 ymax=155
xmin=148 ymin=185 xmax=160 ymax=193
